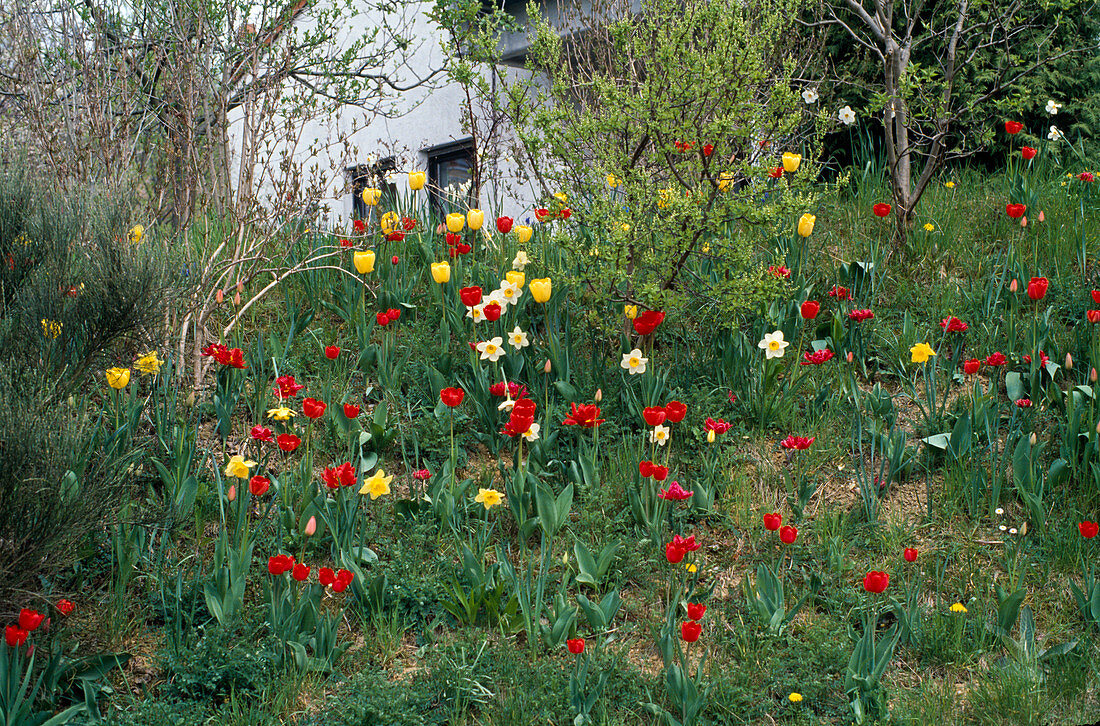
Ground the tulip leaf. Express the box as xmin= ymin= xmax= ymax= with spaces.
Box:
xmin=920 ymin=433 xmax=951 ymax=451
xmin=1005 ymin=371 xmax=1024 ymax=402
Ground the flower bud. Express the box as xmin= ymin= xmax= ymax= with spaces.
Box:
xmin=1095 ymin=419 xmax=1100 ymax=435
xmin=594 ymin=388 xmax=602 ymax=402
xmin=1019 ymin=521 xmax=1028 ymax=537
xmin=227 ymin=484 xmax=236 ymax=502
xmin=1029 ymin=433 xmax=1037 ymax=445
xmin=707 ymin=429 xmax=716 ymax=443
xmin=1010 ymin=279 xmax=1018 ymax=293
xmin=1065 ymin=353 xmax=1073 ymax=370
xmin=846 ymin=352 xmax=854 ymax=363
xmin=1020 ymin=216 xmax=1028 ymax=227
xmin=216 ymin=288 xmax=224 ymax=303
xmin=544 ymin=359 xmax=552 ymax=374
xmin=1038 ymin=210 xmax=1045 ymax=222
xmin=236 ymin=280 xmax=244 ymax=293
xmin=304 ymin=516 xmax=317 ymax=536
xmin=1092 ymin=368 xmax=1098 ymax=383
xmin=233 ymin=291 xmax=241 ymax=306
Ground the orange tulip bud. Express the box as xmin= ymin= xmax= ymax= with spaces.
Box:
xmin=227 ymin=484 xmax=236 ymax=502
xmin=1009 ymin=279 xmax=1018 ymax=293
xmin=305 ymin=516 xmax=317 ymax=536
xmin=216 ymin=288 xmax=224 ymax=303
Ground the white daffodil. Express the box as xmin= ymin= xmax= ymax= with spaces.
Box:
xmin=512 ymin=251 xmax=529 ymax=270
xmin=801 ymin=88 xmax=818 ymax=104
xmin=467 ymin=303 xmax=485 ymax=323
xmin=477 ymin=337 xmax=506 ymax=362
xmin=508 ymin=325 xmax=530 ymax=350
xmin=1048 ymin=125 xmax=1063 ymax=141
xmin=620 ymin=348 xmax=648 ymax=375
xmin=838 ymin=105 xmax=856 ymax=126
xmin=650 ymin=424 xmax=670 ymax=447
xmin=487 ymin=290 xmax=509 ymax=313
xmin=1045 ymin=99 xmax=1061 ymax=115
xmin=497 ymin=281 xmax=521 ymax=306
xmin=758 ymin=330 xmax=790 ymax=359
xmin=522 ymin=422 xmax=540 ymax=442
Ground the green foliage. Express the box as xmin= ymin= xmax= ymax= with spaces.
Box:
xmin=157 ymin=627 xmax=282 ymax=706
xmin=510 ymin=0 xmax=823 ymax=324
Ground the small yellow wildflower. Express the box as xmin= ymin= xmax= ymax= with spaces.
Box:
xmin=944 ymin=181 xmax=955 ymax=188
xmin=41 ymin=319 xmax=62 ymax=339
xmin=923 ymin=223 xmax=935 ymax=232
xmin=950 ymin=602 xmax=968 ymax=613
xmin=789 ymin=693 xmax=803 ymax=703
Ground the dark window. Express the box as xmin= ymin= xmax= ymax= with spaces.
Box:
xmin=347 ymin=156 xmax=397 ymax=219
xmin=427 ymin=141 xmax=476 ymax=218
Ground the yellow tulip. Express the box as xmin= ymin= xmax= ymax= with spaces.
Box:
xmin=353 ymin=250 xmax=376 ymax=274
xmin=797 ymin=213 xmax=816 ymax=237
xmin=106 ymin=367 xmax=130 ymax=389
xmin=446 ymin=213 xmax=465 ymax=234
xmin=529 ymin=278 xmax=551 ymax=303
xmin=129 ymin=225 xmax=145 ymax=245
xmin=505 ymin=271 xmax=525 ymax=288
xmin=782 ymin=152 xmax=801 ymax=173
xmin=380 ymin=211 xmax=400 ymax=235
xmin=408 ymin=171 xmax=426 ymax=191
xmin=624 ymin=305 xmax=638 ymax=319
xmin=431 ymin=261 xmax=451 ymax=283
xmin=361 ymin=188 xmax=381 ymax=206
xmin=467 ymin=209 xmax=484 ymax=231
xmin=553 ymin=192 xmax=568 ymax=203
xmin=718 ymin=173 xmax=734 ymax=192
xmin=515 ymin=225 xmax=533 ymax=244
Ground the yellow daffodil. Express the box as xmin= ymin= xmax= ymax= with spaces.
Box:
xmin=475 ymin=487 xmax=504 ymax=510
xmin=446 ymin=213 xmax=465 ymax=233
xmin=910 ymin=342 xmax=936 ymax=364
xmin=129 ymin=225 xmax=145 ymax=245
xmin=353 ymin=250 xmax=376 ymax=274
xmin=380 ymin=211 xmax=401 ymax=235
xmin=408 ymin=171 xmax=426 ymax=191
xmin=431 ymin=261 xmax=451 ymax=284
xmin=467 ymin=209 xmax=484 ymax=231
xmin=718 ymin=172 xmax=734 ymax=192
xmin=134 ymin=351 xmax=163 ymax=375
xmin=529 ymin=278 xmax=551 ymax=303
xmin=797 ymin=213 xmax=815 ymax=237
xmin=782 ymin=152 xmax=801 ymax=173
xmin=505 ymin=270 xmax=525 ymax=288
xmin=360 ymin=469 xmax=393 ymax=499
xmin=224 ymin=454 xmax=256 ymax=479
xmin=514 ymin=225 xmax=533 ymax=244
xmin=606 ymin=174 xmax=621 ymax=188
xmin=267 ymin=406 xmax=296 ymax=421
xmin=361 ymin=188 xmax=381 ymax=206
xmin=950 ymin=602 xmax=968 ymax=613
xmin=106 ymin=367 xmax=131 ymax=389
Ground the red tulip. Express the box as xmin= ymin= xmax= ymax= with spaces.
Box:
xmin=633 ymin=310 xmax=666 ymax=335
xmin=848 ymin=309 xmax=874 ymax=322
xmin=681 ymin=621 xmax=702 ymax=642
xmin=566 ymin=638 xmax=585 ymax=654
xmin=376 ymin=312 xmax=390 ymax=326
xmin=664 ymin=400 xmax=687 ymax=423
xmin=483 ymin=302 xmax=502 ymax=322
xmin=274 ymin=375 xmax=305 ymax=399
xmin=302 ymin=398 xmax=326 ymax=419
xmin=686 ymin=602 xmax=707 ymax=621
xmin=780 ymin=435 xmax=815 ymax=450
xmin=56 ymin=599 xmax=74 ymax=615
xmin=1005 ymin=121 xmax=1024 ymax=134
xmin=1089 ymin=311 xmax=1100 ymax=324
xmin=343 ymin=403 xmax=360 ymax=418
xmin=413 ymin=469 xmax=431 ymax=480
xmin=321 ymin=467 xmax=340 ymax=490
xmin=903 ymin=548 xmax=918 ymax=562
xmin=1015 ymin=398 xmax=1032 ymax=408
xmin=639 ymin=460 xmax=656 ymax=478
xmin=268 ymin=554 xmax=294 ymax=575
xmin=336 ymin=462 xmax=356 ymax=487
xmin=1021 ymin=146 xmax=1037 ymax=160
xmin=1026 ymin=276 xmax=1048 ymax=300
xmin=702 ymin=144 xmax=714 ymax=157
xmin=277 ymin=434 xmax=301 ymax=452
xmin=779 ymin=525 xmax=798 ymax=544
xmin=249 ymin=475 xmax=270 ymax=496
xmin=658 ymin=481 xmax=693 ymax=501
xmin=800 ymin=300 xmax=820 ymax=319
xmin=768 ymin=166 xmax=783 ymax=178
xmin=319 ymin=567 xmax=336 ymax=587
xmin=353 ymin=219 xmax=367 ymax=233
xmin=4 ymin=625 xmax=28 ymax=648
xmin=292 ymin=563 xmax=310 ymax=582
xmin=502 ymin=399 xmax=537 ymax=437
xmin=562 ymin=402 xmax=605 ymax=428
xmin=828 ymin=285 xmax=851 ymax=300
xmin=704 ymin=417 xmax=731 ymax=434
xmin=643 ymin=406 xmax=667 ymax=427
xmin=801 ymin=349 xmax=835 ymax=366
xmin=440 ymin=387 xmax=465 ymax=407
xmin=940 ymin=316 xmax=968 ymax=333
xmin=496 ymin=216 xmax=514 ymax=233
xmin=337 ymin=569 xmax=354 ymax=585
xmin=1080 ymin=521 xmax=1099 ymax=538
xmin=763 ymin=512 xmax=782 ymax=531
xmin=651 ymin=465 xmax=669 ymax=481
xmin=459 ymin=286 xmax=483 ymax=307
xmin=18 ymin=609 xmax=43 ymax=632
xmin=963 ymin=359 xmax=981 ymax=375
xmin=863 ymin=571 xmax=889 ymax=593
xmin=534 ymin=208 xmax=551 ymax=222
xmin=1006 ymin=203 xmax=1027 ymax=219
xmin=251 ymin=426 xmax=274 ymax=442
xmin=873 ymin=203 xmax=892 ymax=217
xmin=985 ymin=352 xmax=1007 ymax=367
